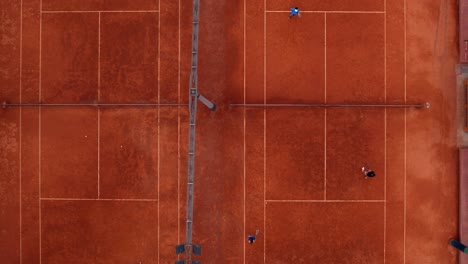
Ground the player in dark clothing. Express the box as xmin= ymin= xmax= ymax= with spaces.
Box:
xmin=362 ymin=165 xmax=376 ymax=178
xmin=248 ymin=230 xmax=260 ymax=244
xmin=247 ymin=235 xmax=256 ymax=244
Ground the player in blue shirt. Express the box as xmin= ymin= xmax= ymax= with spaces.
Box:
xmin=289 ymin=7 xmax=300 ymax=18
xmin=248 ymin=230 xmax=260 ymax=244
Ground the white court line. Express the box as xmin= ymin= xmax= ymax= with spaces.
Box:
xmin=383 ymin=1 xmax=387 ymax=261
xmin=243 ymin=104 xmax=246 ymax=263
xmin=266 ymin=200 xmax=386 ymax=203
xmin=98 ymin=12 xmax=101 ymax=99
xmin=19 ymin=0 xmax=23 ymax=261
xmin=403 ymin=0 xmax=407 ymax=262
xmin=263 ymin=0 xmax=267 ymax=262
xmin=384 ymin=115 xmax=387 ymax=261
xmin=39 ymin=0 xmax=42 ymax=262
xmin=403 ymin=114 xmax=407 ymax=263
xmin=97 ymin=110 xmax=100 ymax=198
xmin=324 ymin=109 xmax=327 ymax=200
xmin=324 ymin=12 xmax=327 ymax=101
xmin=243 ymin=0 xmax=246 ymax=262
xmin=157 ymin=2 xmax=160 ymax=262
xmin=38 ymin=107 xmax=41 ymax=264
xmin=266 ymin=10 xmax=385 ymax=14
xmin=324 ymin=13 xmax=327 ymax=200
xmin=177 ymin=0 xmax=181 ymax=249
xmin=264 ymin=0 xmax=267 ymax=105
xmin=39 ymin=0 xmax=42 ymax=103
xmin=97 ymin=12 xmax=101 ymax=199
xmin=19 ymin=104 xmax=22 ymax=263
xmin=176 ymin=110 xmax=180 ymax=253
xmin=40 ymin=198 xmax=158 ymax=202
xmin=41 ymin=10 xmax=159 ymax=13
xmin=263 ymin=113 xmax=266 ymax=263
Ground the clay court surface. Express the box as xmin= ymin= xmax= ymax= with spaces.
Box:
xmin=0 ymin=0 xmax=461 ymax=263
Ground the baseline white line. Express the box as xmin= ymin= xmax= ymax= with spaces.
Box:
xmin=41 ymin=10 xmax=160 ymax=13
xmin=266 ymin=200 xmax=386 ymax=203
xmin=265 ymin=10 xmax=385 ymax=14
xmin=19 ymin=0 xmax=23 ymax=261
xmin=40 ymin=198 xmax=158 ymax=202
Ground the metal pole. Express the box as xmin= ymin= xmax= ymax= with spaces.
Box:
xmin=176 ymin=1 xmax=214 ymax=262
xmin=184 ymin=0 xmax=200 ymax=262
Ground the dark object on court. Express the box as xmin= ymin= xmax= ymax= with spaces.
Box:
xmin=176 ymin=260 xmax=200 ymax=264
xmin=450 ymin=239 xmax=468 ymax=253
xmin=198 ymin=94 xmax=216 ymax=110
xmin=248 ymin=235 xmax=256 ymax=244
xmin=362 ymin=166 xmax=376 ymax=178
xmin=176 ymin=244 xmax=201 ymax=255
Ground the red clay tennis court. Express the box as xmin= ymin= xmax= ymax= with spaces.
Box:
xmin=0 ymin=0 xmax=461 ymax=263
